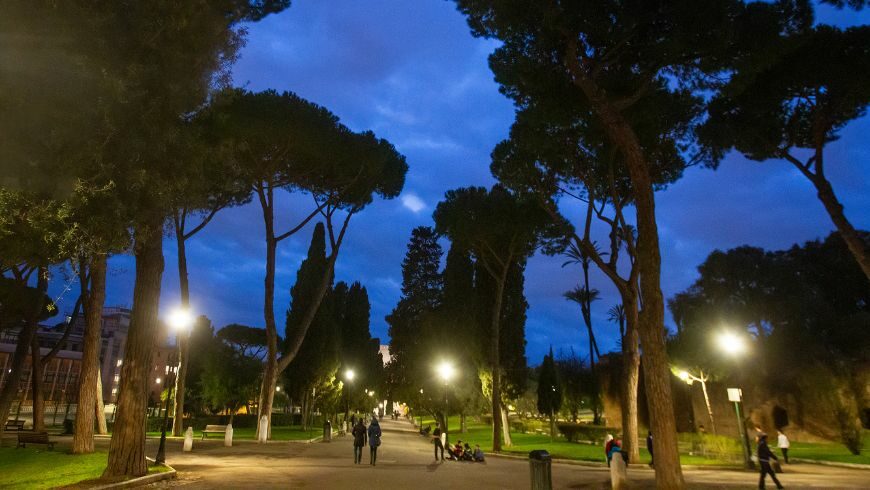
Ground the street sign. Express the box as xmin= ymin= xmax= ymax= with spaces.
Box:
xmin=727 ymin=388 xmax=742 ymax=402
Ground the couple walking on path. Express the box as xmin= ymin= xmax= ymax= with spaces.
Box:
xmin=352 ymin=417 xmax=382 ymax=465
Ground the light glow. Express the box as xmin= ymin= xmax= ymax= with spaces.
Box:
xmin=717 ymin=331 xmax=746 ymax=356
xmin=436 ymin=360 xmax=456 ymax=382
xmin=168 ymin=307 xmax=195 ymax=332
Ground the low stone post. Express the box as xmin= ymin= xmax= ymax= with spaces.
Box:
xmin=183 ymin=426 xmax=194 ymax=452
xmin=610 ymin=454 xmax=628 ymax=490
xmin=225 ymin=423 xmax=234 ymax=447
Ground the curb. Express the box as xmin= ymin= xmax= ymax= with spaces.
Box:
xmin=91 ymin=459 xmax=176 ymax=489
xmin=791 ymin=458 xmax=870 ymax=470
xmin=487 ymin=452 xmax=747 ymax=472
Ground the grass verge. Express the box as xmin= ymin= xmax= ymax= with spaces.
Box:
xmin=0 ymin=448 xmax=106 ymax=489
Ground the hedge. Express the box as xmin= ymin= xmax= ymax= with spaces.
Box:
xmin=556 ymin=422 xmax=616 ymax=444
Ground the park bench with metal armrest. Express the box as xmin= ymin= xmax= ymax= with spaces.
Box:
xmin=201 ymin=424 xmax=228 ymax=440
xmin=5 ymin=419 xmax=26 ymax=431
xmin=17 ymin=432 xmax=55 ymax=450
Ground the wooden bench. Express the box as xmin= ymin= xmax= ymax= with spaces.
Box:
xmin=201 ymin=424 xmax=228 ymax=440
xmin=17 ymin=432 xmax=55 ymax=450
xmin=5 ymin=419 xmax=26 ymax=431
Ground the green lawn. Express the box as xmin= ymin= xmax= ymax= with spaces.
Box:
xmin=143 ymin=424 xmax=322 ymax=441
xmin=789 ymin=432 xmax=870 ymax=465
xmin=0 ymin=448 xmax=106 ymax=489
xmin=415 ymin=416 xmax=866 ymax=467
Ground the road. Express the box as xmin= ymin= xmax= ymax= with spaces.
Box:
xmin=100 ymin=418 xmax=866 ymax=489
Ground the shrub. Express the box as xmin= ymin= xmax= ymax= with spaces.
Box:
xmin=835 ymin=407 xmax=863 ymax=455
xmin=557 ymin=423 xmax=614 ymax=444
xmin=677 ymin=432 xmax=743 ymax=461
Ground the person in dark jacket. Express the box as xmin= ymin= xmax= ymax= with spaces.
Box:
xmin=351 ymin=419 xmax=367 ymax=464
xmin=646 ymin=431 xmax=654 ymax=467
xmin=368 ymin=417 xmax=382 ymax=466
xmin=432 ymin=423 xmax=444 ymax=461
xmin=757 ymin=433 xmax=784 ymax=489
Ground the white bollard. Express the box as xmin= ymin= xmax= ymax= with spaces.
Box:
xmin=610 ymin=453 xmax=628 ymax=490
xmin=183 ymin=427 xmax=194 ymax=452
xmin=258 ymin=416 xmax=268 ymax=443
xmin=225 ymin=423 xmax=234 ymax=447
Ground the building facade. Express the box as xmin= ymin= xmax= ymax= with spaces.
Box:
xmin=0 ymin=306 xmax=173 ymax=418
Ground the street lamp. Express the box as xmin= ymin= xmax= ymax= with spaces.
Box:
xmin=155 ymin=354 xmax=179 ymax=465
xmin=436 ymin=361 xmax=455 ymax=446
xmin=672 ymin=368 xmax=716 ymax=434
xmin=715 ymin=330 xmax=753 ymax=469
xmin=343 ymin=369 xmax=355 ymax=423
xmin=156 ymin=307 xmax=194 ymax=465
xmin=169 ymin=306 xmax=194 ymax=437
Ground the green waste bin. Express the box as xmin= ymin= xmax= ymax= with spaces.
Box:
xmin=323 ymin=420 xmax=332 ymax=442
xmin=529 ymin=449 xmax=552 ymax=490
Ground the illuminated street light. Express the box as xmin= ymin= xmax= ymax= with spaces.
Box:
xmin=717 ymin=331 xmax=745 ymax=356
xmin=276 ymin=386 xmax=281 ymax=392
xmin=714 ymin=330 xmax=753 ymax=469
xmin=671 ymin=367 xmax=716 ymax=434
xmin=435 ymin=361 xmax=456 ymax=446
xmin=345 ymin=369 xmax=355 ymax=382
xmin=167 ymin=307 xmax=195 ymax=332
xmin=436 ymin=360 xmax=455 ymax=382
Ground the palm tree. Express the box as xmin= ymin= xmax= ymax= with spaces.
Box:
xmin=607 ymin=303 xmax=626 ymax=346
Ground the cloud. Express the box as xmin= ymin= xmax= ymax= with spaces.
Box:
xmin=400 ymin=193 xmax=426 ymax=213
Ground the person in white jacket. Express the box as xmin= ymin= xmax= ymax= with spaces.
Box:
xmin=777 ymin=430 xmax=790 ymax=464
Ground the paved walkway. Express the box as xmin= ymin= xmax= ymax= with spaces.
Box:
xmin=77 ymin=418 xmax=866 ymax=489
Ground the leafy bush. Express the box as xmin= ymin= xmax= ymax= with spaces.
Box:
xmin=678 ymin=432 xmax=743 ymax=461
xmin=835 ymin=407 xmax=863 ymax=455
xmin=557 ymin=423 xmax=614 ymax=444
xmin=515 ymin=419 xmax=545 ymax=434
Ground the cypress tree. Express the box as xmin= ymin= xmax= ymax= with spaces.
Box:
xmin=537 ymin=347 xmax=562 ymax=442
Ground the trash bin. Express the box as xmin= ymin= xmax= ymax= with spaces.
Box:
xmin=323 ymin=420 xmax=332 ymax=442
xmin=529 ymin=450 xmax=552 ymax=490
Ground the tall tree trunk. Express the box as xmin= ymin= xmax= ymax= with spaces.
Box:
xmin=73 ymin=255 xmax=107 ymax=453
xmin=490 ymin=269 xmax=507 ymax=452
xmin=0 ymin=267 xmax=47 ymax=437
xmin=96 ymin=370 xmax=108 ymax=435
xmin=578 ymin=80 xmax=684 ymax=488
xmin=30 ymin=334 xmax=46 ymax=432
xmin=621 ymin=294 xmax=641 ymax=463
xmin=812 ymin=175 xmax=870 ymax=280
xmin=172 ymin=231 xmax=190 ymax=436
xmin=104 ymin=219 xmax=165 ymax=478
xmin=500 ymin=402 xmax=512 ymax=446
xmin=256 ymin=189 xmax=279 ymax=440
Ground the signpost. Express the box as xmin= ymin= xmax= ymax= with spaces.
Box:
xmin=728 ymin=388 xmax=754 ymax=469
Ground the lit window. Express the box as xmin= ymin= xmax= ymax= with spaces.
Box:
xmin=114 ymin=375 xmax=119 ymax=382
xmin=111 ymin=388 xmax=117 ymax=394
xmin=116 ymin=360 xmax=123 ymax=366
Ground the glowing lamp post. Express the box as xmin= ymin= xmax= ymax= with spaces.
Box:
xmin=343 ymin=369 xmax=355 ymax=423
xmin=156 ymin=307 xmax=194 ymax=465
xmin=436 ymin=361 xmax=455 ymax=446
xmin=716 ymin=331 xmax=753 ymax=469
xmin=672 ymin=368 xmax=716 ymax=434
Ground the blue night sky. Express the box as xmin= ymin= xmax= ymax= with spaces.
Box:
xmin=47 ymin=1 xmax=870 ymax=364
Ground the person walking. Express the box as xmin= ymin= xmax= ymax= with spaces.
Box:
xmin=777 ymin=430 xmax=790 ymax=464
xmin=351 ymin=419 xmax=367 ymax=464
xmin=757 ymin=433 xmax=784 ymax=489
xmin=646 ymin=431 xmax=654 ymax=467
xmin=368 ymin=417 xmax=382 ymax=466
xmin=432 ymin=423 xmax=444 ymax=461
